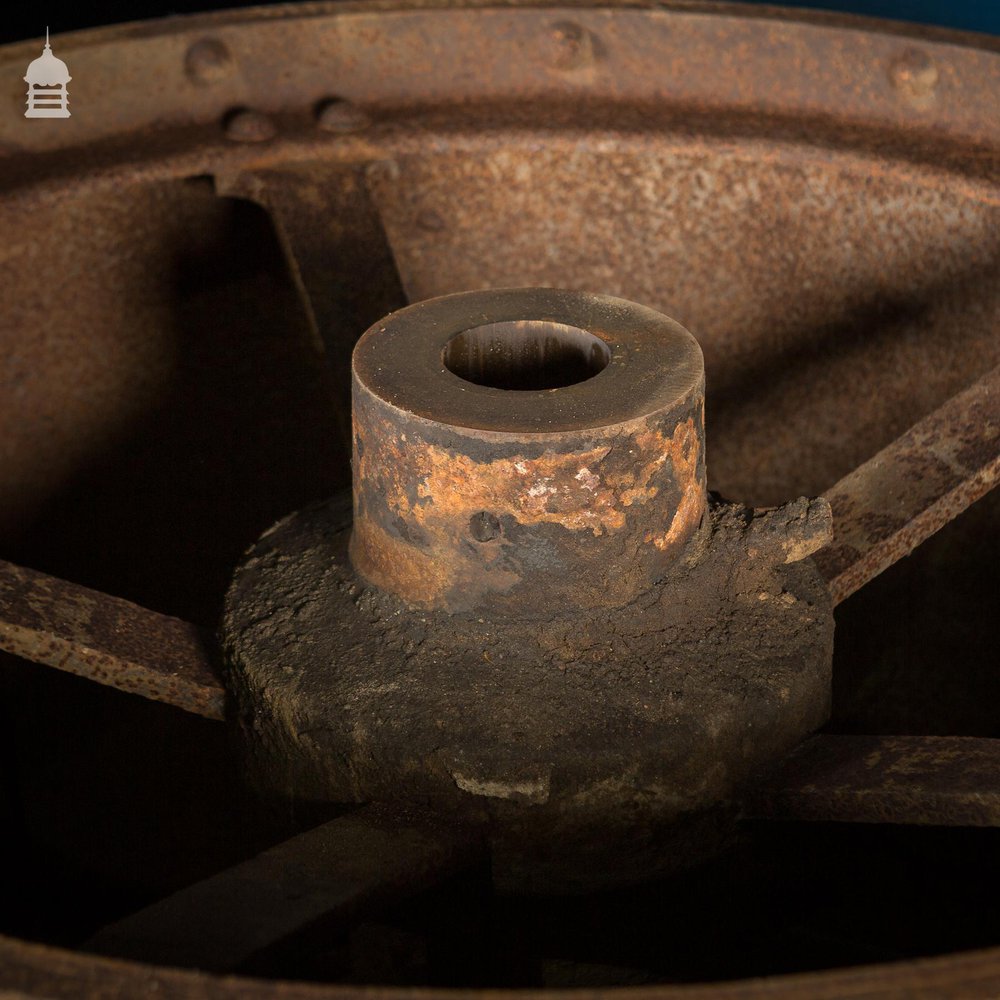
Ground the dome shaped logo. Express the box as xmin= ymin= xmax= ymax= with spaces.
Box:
xmin=24 ymin=28 xmax=71 ymax=118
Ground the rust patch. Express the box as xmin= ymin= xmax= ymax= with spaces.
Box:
xmin=348 ymin=289 xmax=707 ymax=613
xmin=643 ymin=419 xmax=703 ymax=553
xmin=815 ymin=364 xmax=1000 ymax=605
xmin=352 ymin=397 xmax=706 ymax=612
xmin=350 ymin=514 xmax=518 ymax=608
xmin=0 ymin=558 xmax=225 ymax=719
xmin=360 ymin=420 xmax=692 ymax=540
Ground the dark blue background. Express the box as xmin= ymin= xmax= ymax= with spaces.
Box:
xmin=4 ymin=1 xmax=998 ymax=47
xmin=770 ymin=0 xmax=999 ymax=34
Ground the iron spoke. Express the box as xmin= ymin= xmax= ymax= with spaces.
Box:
xmin=748 ymin=734 xmax=1000 ymax=828
xmin=0 ymin=559 xmax=225 ymax=720
xmin=214 ymin=165 xmax=408 ymax=453
xmin=84 ymin=804 xmax=485 ymax=973
xmin=815 ymin=364 xmax=1000 ymax=605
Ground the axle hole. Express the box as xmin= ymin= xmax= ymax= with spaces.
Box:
xmin=444 ymin=320 xmax=610 ymax=391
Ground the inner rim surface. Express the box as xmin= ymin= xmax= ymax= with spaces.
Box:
xmin=443 ymin=320 xmax=611 ymax=391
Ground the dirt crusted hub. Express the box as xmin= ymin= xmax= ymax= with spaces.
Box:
xmin=222 ymin=289 xmax=835 ymax=890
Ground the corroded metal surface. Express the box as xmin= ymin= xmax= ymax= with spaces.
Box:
xmin=2 ymin=7 xmax=1000 ymax=553
xmin=748 ymin=735 xmax=1000 ymax=827
xmin=3 ymin=138 xmax=995 ymax=576
xmin=350 ymin=290 xmax=706 ymax=614
xmin=214 ymin=164 xmax=407 ymax=454
xmin=224 ymin=493 xmax=833 ymax=892
xmin=86 ymin=804 xmax=485 ymax=972
xmin=0 ymin=179 xmax=345 ymax=625
xmin=223 ymin=290 xmax=833 ymax=892
xmin=1 ymin=0 xmax=999 ymax=994
xmin=815 ymin=364 xmax=1000 ymax=605
xmin=0 ymin=559 xmax=225 ymax=719
xmin=1 ymin=3 xmax=999 ymax=159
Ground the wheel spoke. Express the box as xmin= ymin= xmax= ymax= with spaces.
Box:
xmin=748 ymin=734 xmax=1000 ymax=827
xmin=84 ymin=804 xmax=485 ymax=973
xmin=214 ymin=165 xmax=408 ymax=453
xmin=815 ymin=365 xmax=1000 ymax=605
xmin=0 ymin=559 xmax=225 ymax=720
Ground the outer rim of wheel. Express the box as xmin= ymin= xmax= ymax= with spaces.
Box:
xmin=2 ymin=1 xmax=1000 ymax=996
xmin=5 ymin=931 xmax=1000 ymax=999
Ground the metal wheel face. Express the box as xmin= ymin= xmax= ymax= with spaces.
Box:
xmin=1 ymin=2 xmax=999 ymax=997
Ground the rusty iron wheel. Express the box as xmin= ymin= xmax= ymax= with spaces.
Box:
xmin=1 ymin=1 xmax=1000 ymax=996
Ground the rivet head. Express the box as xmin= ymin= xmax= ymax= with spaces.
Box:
xmin=223 ymin=108 xmax=276 ymax=143
xmin=185 ymin=38 xmax=233 ymax=85
xmin=547 ymin=21 xmax=596 ymax=72
xmin=316 ymin=98 xmax=371 ymax=133
xmin=469 ymin=512 xmax=501 ymax=543
xmin=889 ymin=49 xmax=938 ymax=104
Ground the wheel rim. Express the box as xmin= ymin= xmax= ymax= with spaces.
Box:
xmin=1 ymin=2 xmax=999 ymax=995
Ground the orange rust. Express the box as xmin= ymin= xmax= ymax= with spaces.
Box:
xmin=350 ymin=516 xmax=452 ymax=607
xmin=353 ymin=407 xmax=705 ymax=609
xmin=357 ymin=417 xmax=693 ymax=540
xmin=644 ymin=419 xmax=704 ymax=553
xmin=349 ymin=289 xmax=707 ymax=612
xmin=351 ymin=514 xmax=520 ymax=607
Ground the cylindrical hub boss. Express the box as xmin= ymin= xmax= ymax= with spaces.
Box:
xmin=350 ymin=288 xmax=706 ymax=616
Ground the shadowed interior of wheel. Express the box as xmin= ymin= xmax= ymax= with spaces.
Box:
xmin=1 ymin=3 xmax=1000 ymax=997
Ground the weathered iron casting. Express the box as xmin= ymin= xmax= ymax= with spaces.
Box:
xmin=223 ymin=288 xmax=834 ymax=890
xmin=352 ymin=288 xmax=707 ymax=614
xmin=4 ymin=0 xmax=1000 ymax=993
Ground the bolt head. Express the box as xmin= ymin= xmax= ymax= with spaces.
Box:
xmin=889 ymin=49 xmax=938 ymax=104
xmin=224 ymin=108 xmax=276 ymax=143
xmin=547 ymin=21 xmax=596 ymax=72
xmin=185 ymin=38 xmax=233 ymax=85
xmin=316 ymin=98 xmax=371 ymax=133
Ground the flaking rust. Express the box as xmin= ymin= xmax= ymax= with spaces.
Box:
xmin=349 ymin=288 xmax=706 ymax=616
xmin=352 ymin=405 xmax=706 ymax=614
xmin=223 ymin=289 xmax=835 ymax=892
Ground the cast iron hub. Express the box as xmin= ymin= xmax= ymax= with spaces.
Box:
xmin=222 ymin=289 xmax=835 ymax=891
